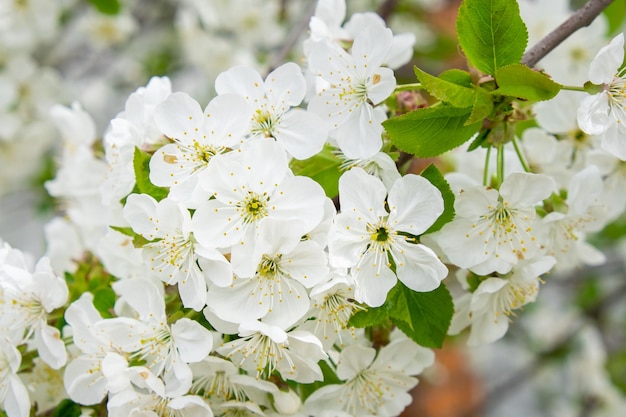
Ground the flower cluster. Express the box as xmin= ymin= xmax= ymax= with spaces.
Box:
xmin=1 ymin=0 xmax=626 ymax=416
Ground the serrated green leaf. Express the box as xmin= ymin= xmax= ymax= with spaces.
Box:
xmin=466 ymin=128 xmax=491 ymax=152
xmin=389 ymin=283 xmax=454 ymax=348
xmin=457 ymin=0 xmax=528 ymax=75
xmin=289 ymin=145 xmax=342 ymax=198
xmin=52 ymin=399 xmax=82 ymax=417
xmin=133 ymin=147 xmax=169 ymax=201
xmin=438 ymin=69 xmax=473 ymax=87
xmin=383 ymin=106 xmax=481 ymax=158
xmin=493 ymin=64 xmax=562 ymax=101
xmin=87 ymin=0 xmax=121 ymax=15
xmin=414 ymin=66 xmax=475 ymax=108
xmin=466 ymin=89 xmax=494 ymax=125
xmin=349 ymin=303 xmax=391 ymax=328
xmin=420 ymin=165 xmax=455 ymax=235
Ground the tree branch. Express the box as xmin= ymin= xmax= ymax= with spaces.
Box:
xmin=521 ymin=0 xmax=615 ymax=67
xmin=266 ymin=0 xmax=317 ymax=73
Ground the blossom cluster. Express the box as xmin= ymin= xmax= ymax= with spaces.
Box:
xmin=1 ymin=0 xmax=626 ymax=416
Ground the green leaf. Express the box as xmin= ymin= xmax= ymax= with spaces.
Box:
xmin=109 ymin=225 xmax=151 ymax=248
xmin=466 ymin=89 xmax=494 ymax=125
xmin=93 ymin=288 xmax=116 ymax=318
xmin=389 ymin=283 xmax=454 ymax=348
xmin=349 ymin=303 xmax=391 ymax=328
xmin=603 ymin=0 xmax=626 ymax=36
xmin=420 ymin=165 xmax=455 ymax=235
xmin=52 ymin=399 xmax=82 ymax=417
xmin=494 ymin=64 xmax=562 ymax=101
xmin=383 ymin=106 xmax=481 ymax=158
xmin=438 ymin=69 xmax=473 ymax=88
xmin=133 ymin=147 xmax=169 ymax=201
xmin=289 ymin=145 xmax=342 ymax=198
xmin=457 ymin=0 xmax=528 ymax=75
xmin=466 ymin=128 xmax=491 ymax=152
xmin=87 ymin=0 xmax=121 ymax=15
xmin=414 ymin=66 xmax=475 ymax=108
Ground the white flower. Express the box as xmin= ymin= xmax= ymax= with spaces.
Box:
xmin=98 ymin=279 xmax=213 ymax=397
xmin=102 ymin=76 xmax=172 ymax=204
xmin=215 ymin=63 xmax=329 ymax=159
xmin=189 ymin=356 xmax=277 ymax=408
xmin=150 ymin=91 xmax=252 ymax=204
xmin=304 ymin=271 xmax=362 ymax=350
xmin=449 ymin=256 xmax=556 ymax=345
xmin=334 ymin=148 xmax=401 ymax=190
xmin=0 ymin=337 xmax=30 ymax=417
xmin=0 ymin=249 xmax=68 ymax=369
xmin=304 ymin=336 xmax=434 ymax=417
xmin=206 ymin=219 xmax=329 ymax=328
xmin=329 ymin=168 xmax=448 ymax=307
xmin=540 ymin=166 xmax=607 ymax=271
xmin=307 ymin=24 xmax=396 ymax=159
xmin=218 ymin=320 xmax=326 ymax=384
xmin=123 ymin=194 xmax=232 ymax=311
xmin=192 ymin=140 xmax=326 ymax=268
xmin=64 ymin=292 xmax=128 ymax=406
xmin=108 ymin=388 xmax=213 ymax=417
xmin=306 ymin=0 xmax=416 ymax=69
xmin=577 ymin=33 xmax=626 ymax=160
xmin=432 ymin=172 xmax=555 ymax=275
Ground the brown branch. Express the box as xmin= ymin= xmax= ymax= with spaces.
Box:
xmin=522 ymin=0 xmax=615 ymax=67
xmin=266 ymin=0 xmax=317 ymax=74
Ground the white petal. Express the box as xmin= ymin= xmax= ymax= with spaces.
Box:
xmin=589 ymin=33 xmax=624 ymax=84
xmin=336 ymin=344 xmax=375 ymax=380
xmin=577 ymin=93 xmax=611 ymax=135
xmin=4 ymin=375 xmax=30 ymax=417
xmin=338 ymin=167 xmax=387 ymax=217
xmin=204 ymin=94 xmax=253 ymax=144
xmin=154 ymin=92 xmax=205 ymax=141
xmin=367 ymin=67 xmax=396 ymax=105
xmin=265 ymin=62 xmax=306 ymax=107
xmin=499 ymin=172 xmax=555 ymax=206
xmin=215 ymin=65 xmax=265 ymax=103
xmin=394 ymin=242 xmax=447 ymax=292
xmin=351 ymin=23 xmax=393 ymax=70
xmin=353 ymin=251 xmax=397 ymax=307
xmin=123 ymin=193 xmax=158 ymax=237
xmin=335 ymin=105 xmax=385 ymax=159
xmin=172 ymin=318 xmax=213 ymax=363
xmin=35 ymin=325 xmax=67 ymax=369
xmin=275 ymin=109 xmax=328 ymax=160
xmin=388 ymin=174 xmax=444 ymax=235
xmin=64 ymin=356 xmax=107 ymax=405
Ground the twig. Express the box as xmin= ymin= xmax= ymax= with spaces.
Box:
xmin=377 ymin=0 xmax=399 ymax=22
xmin=266 ymin=0 xmax=318 ymax=73
xmin=522 ymin=0 xmax=615 ymax=67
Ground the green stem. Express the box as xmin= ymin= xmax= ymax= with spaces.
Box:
xmin=512 ymin=136 xmax=531 ymax=172
xmin=560 ymin=84 xmax=586 ymax=92
xmin=497 ymin=143 xmax=505 ymax=186
xmin=394 ymin=83 xmax=423 ymax=92
xmin=483 ymin=145 xmax=492 ymax=186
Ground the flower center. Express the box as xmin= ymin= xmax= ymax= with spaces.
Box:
xmin=252 ymin=109 xmax=279 ymax=138
xmin=239 ymin=192 xmax=269 ymax=224
xmin=257 ymin=254 xmax=282 ymax=279
xmin=340 ymin=370 xmax=385 ymax=415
